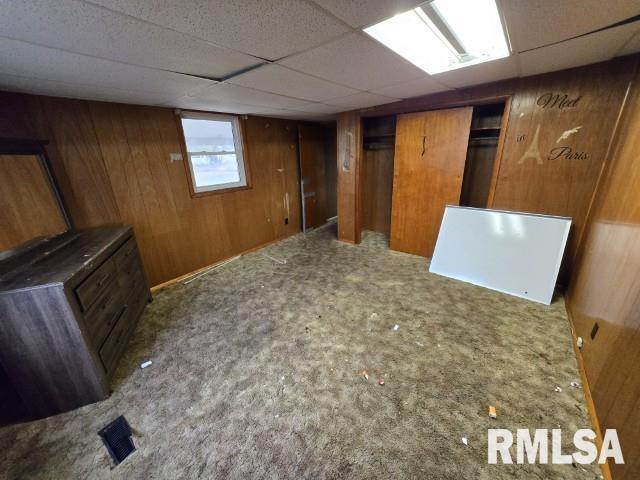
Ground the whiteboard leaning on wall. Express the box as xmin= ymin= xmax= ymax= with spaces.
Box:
xmin=429 ymin=206 xmax=571 ymax=305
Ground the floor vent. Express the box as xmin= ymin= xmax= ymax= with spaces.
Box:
xmin=98 ymin=415 xmax=135 ymax=466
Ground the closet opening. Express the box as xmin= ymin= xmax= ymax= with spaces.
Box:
xmin=362 ymin=115 xmax=396 ymax=235
xmin=459 ymin=102 xmax=507 ymax=208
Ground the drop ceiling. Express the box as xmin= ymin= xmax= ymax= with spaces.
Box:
xmin=0 ymin=0 xmax=638 ymax=121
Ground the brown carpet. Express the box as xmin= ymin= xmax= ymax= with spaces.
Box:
xmin=0 ymin=225 xmax=600 ymax=479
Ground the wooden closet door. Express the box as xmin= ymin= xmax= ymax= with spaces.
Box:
xmin=390 ymin=107 xmax=473 ymax=257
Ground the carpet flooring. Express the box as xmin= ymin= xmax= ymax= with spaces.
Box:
xmin=0 ymin=225 xmax=600 ymax=479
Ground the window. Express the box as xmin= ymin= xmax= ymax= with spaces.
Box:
xmin=180 ymin=112 xmax=248 ymax=193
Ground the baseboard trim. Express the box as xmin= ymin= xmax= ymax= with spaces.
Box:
xmin=565 ymin=301 xmax=612 ymax=480
xmin=150 ymin=235 xmax=291 ymax=293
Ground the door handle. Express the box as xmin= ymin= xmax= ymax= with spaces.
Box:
xmin=421 ymin=136 xmax=427 ymax=156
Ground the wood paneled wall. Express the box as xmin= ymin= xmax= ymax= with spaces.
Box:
xmin=336 ymin=112 xmax=362 ymax=243
xmin=566 ymin=62 xmax=640 ymax=480
xmin=339 ymin=56 xmax=637 ymax=275
xmin=490 ymin=65 xmax=633 ymax=273
xmin=0 ymin=91 xmax=302 ymax=286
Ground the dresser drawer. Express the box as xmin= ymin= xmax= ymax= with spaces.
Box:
xmin=83 ymin=281 xmax=124 ymax=348
xmin=99 ymin=285 xmax=147 ymax=376
xmin=113 ymin=236 xmax=137 ymax=272
xmin=75 ymin=258 xmax=117 ymax=311
xmin=118 ymin=266 xmax=146 ymax=294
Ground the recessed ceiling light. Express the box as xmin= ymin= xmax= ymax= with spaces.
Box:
xmin=364 ymin=0 xmax=510 ymax=75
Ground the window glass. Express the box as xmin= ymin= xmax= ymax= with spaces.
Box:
xmin=180 ymin=114 xmax=247 ymax=193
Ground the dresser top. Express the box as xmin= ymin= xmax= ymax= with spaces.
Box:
xmin=0 ymin=225 xmax=132 ymax=294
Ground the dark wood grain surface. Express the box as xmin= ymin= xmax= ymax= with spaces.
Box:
xmin=0 ymin=225 xmax=131 ymax=292
xmin=0 ymin=226 xmax=149 ymax=420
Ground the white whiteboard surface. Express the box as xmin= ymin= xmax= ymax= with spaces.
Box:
xmin=429 ymin=206 xmax=571 ymax=305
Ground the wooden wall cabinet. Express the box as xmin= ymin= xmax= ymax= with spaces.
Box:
xmin=0 ymin=225 xmax=150 ymax=419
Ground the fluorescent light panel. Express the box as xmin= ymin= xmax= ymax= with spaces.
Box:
xmin=364 ymin=0 xmax=510 ymax=75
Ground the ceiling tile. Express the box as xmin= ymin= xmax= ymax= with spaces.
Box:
xmin=0 ymin=37 xmax=214 ymax=97
xmin=278 ymin=33 xmax=425 ymax=90
xmin=255 ymin=109 xmax=336 ymax=122
xmin=228 ymin=64 xmax=358 ymax=102
xmin=617 ymin=29 xmax=640 ymax=56
xmin=501 ymin=0 xmax=640 ymax=52
xmin=519 ymin=23 xmax=639 ymax=77
xmin=88 ymin=0 xmax=349 ymax=61
xmin=226 ymin=102 xmax=340 ymax=119
xmin=370 ymin=76 xmax=450 ymax=99
xmin=0 ymin=72 xmax=172 ymax=105
xmin=312 ymin=0 xmax=424 ymax=28
xmin=191 ymin=83 xmax=313 ymax=110
xmin=324 ymin=92 xmax=398 ymax=109
xmin=433 ymin=56 xmax=519 ymax=89
xmin=164 ymin=96 xmax=270 ymax=115
xmin=0 ymin=0 xmax=261 ymax=78
xmin=287 ymin=103 xmax=343 ymax=114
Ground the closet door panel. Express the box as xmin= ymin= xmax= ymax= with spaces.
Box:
xmin=390 ymin=107 xmax=473 ymax=257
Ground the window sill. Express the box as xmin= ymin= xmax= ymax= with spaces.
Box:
xmin=190 ymin=184 xmax=252 ymax=198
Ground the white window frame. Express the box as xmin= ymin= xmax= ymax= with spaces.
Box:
xmin=180 ymin=111 xmax=248 ymax=194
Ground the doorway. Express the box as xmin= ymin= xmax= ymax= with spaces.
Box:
xmin=362 ymin=115 xmax=396 ymax=234
xmin=298 ymin=123 xmax=337 ymax=232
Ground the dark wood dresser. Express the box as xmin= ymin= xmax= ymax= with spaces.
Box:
xmin=0 ymin=225 xmax=151 ymax=420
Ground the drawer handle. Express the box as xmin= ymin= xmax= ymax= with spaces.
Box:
xmin=109 ymin=303 xmax=128 ymax=328
xmin=100 ymin=296 xmax=111 ymax=310
xmin=108 ymin=312 xmax=117 ymax=326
